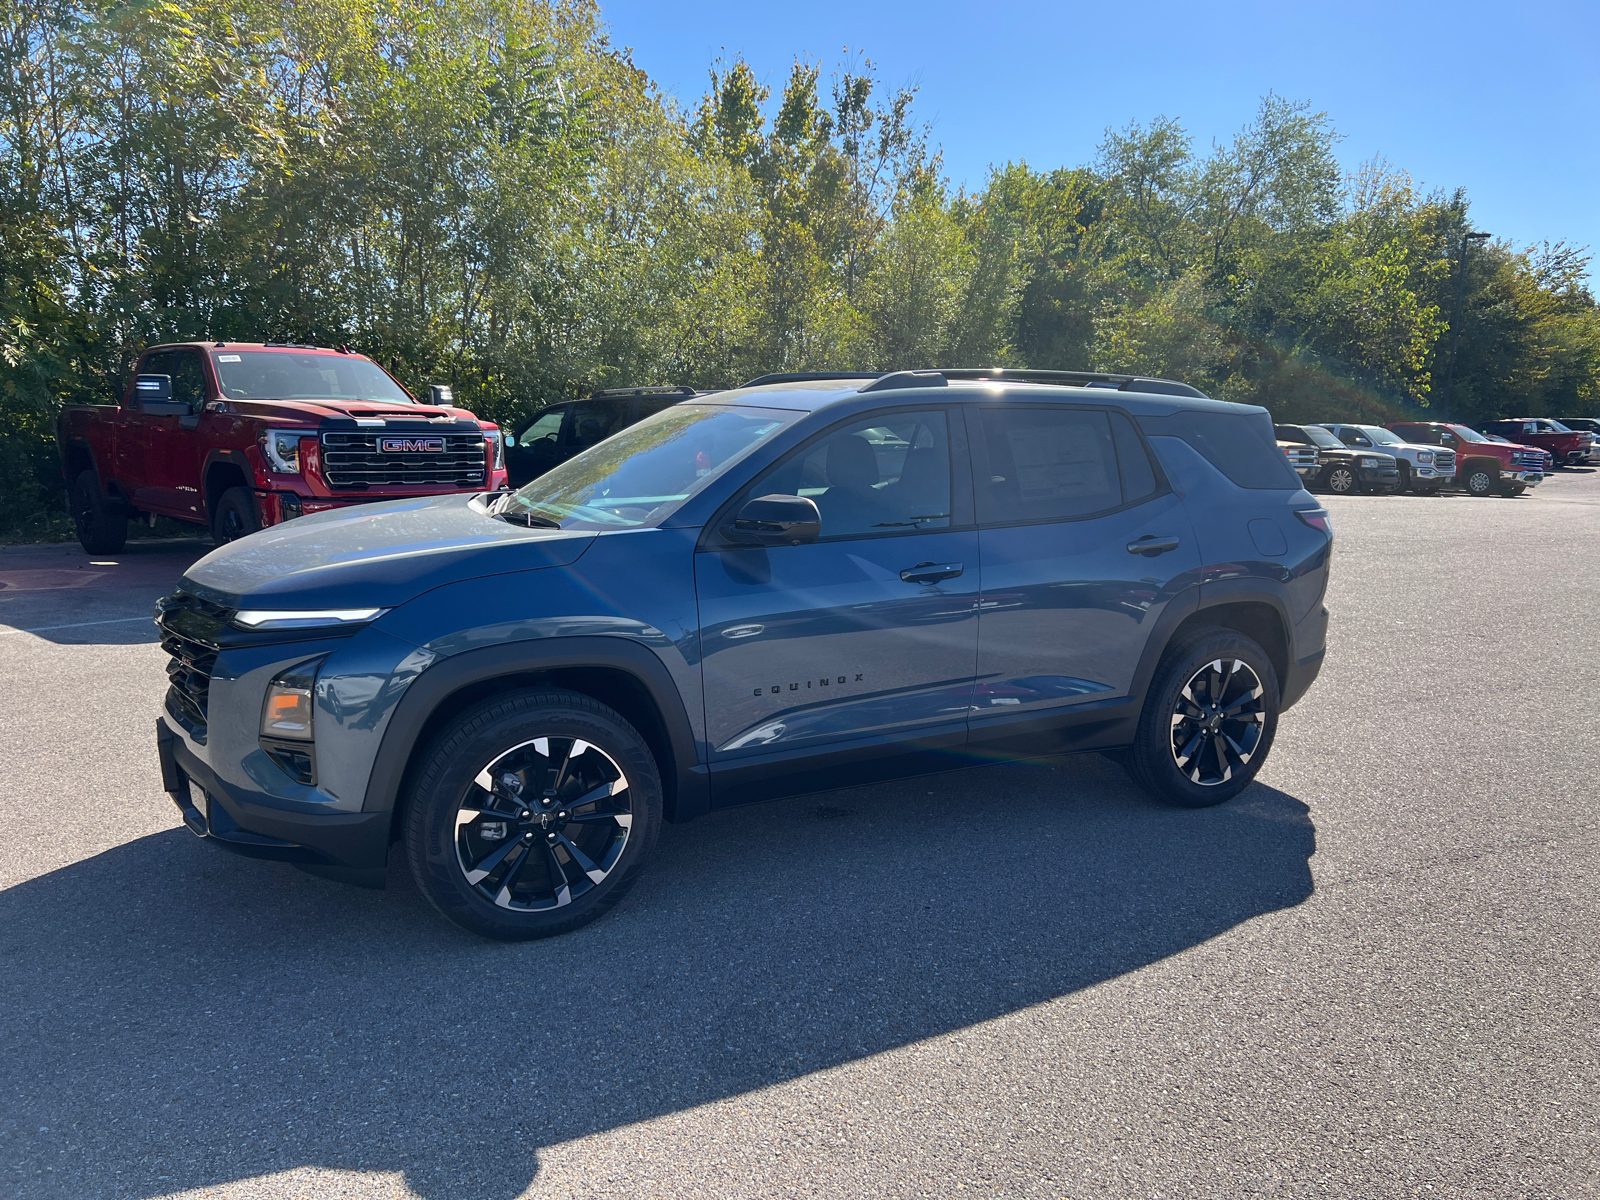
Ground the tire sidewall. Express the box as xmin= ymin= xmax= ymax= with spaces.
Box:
xmin=212 ymin=487 xmax=260 ymax=544
xmin=1129 ymin=629 xmax=1281 ymax=808
xmin=405 ymin=689 xmax=663 ymax=941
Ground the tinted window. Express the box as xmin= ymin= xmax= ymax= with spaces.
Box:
xmin=517 ymin=407 xmax=565 ymax=446
xmin=1143 ymin=410 xmax=1300 ymax=489
xmin=566 ymin=400 xmax=629 ymax=449
xmin=977 ymin=407 xmax=1120 ymax=522
xmin=211 ymin=351 xmax=411 ymax=403
xmin=637 ymin=397 xmax=683 ymax=420
xmin=1110 ymin=411 xmax=1157 ymax=503
xmin=142 ymin=350 xmax=206 ymax=412
xmin=739 ymin=410 xmax=952 ymax=540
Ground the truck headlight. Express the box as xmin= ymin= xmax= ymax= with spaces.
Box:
xmin=261 ymin=430 xmax=304 ymax=474
xmin=1417 ymin=451 xmax=1434 ymax=463
xmin=1360 ymin=457 xmax=1380 ymax=468
xmin=488 ymin=429 xmax=505 ymax=471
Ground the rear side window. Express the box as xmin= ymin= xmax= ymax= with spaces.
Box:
xmin=1138 ymin=409 xmax=1299 ymax=490
xmin=1110 ymin=411 xmax=1158 ymax=503
xmin=976 ymin=407 xmax=1124 ymax=522
xmin=566 ymin=400 xmax=628 ymax=449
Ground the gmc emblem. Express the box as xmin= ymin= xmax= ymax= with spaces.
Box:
xmin=380 ymin=436 xmax=445 ymax=454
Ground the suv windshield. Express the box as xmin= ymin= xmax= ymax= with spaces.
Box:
xmin=499 ymin=404 xmax=800 ymax=530
xmin=211 ymin=351 xmax=413 ymax=403
xmin=1355 ymin=425 xmax=1404 ymax=445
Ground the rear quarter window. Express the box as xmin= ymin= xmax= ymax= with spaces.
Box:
xmin=1138 ymin=409 xmax=1300 ymax=490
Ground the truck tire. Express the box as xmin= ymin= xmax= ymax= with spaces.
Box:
xmin=1123 ymin=626 xmax=1280 ymax=809
xmin=71 ymin=470 xmax=127 ymax=555
xmin=1461 ymin=465 xmax=1497 ymax=496
xmin=404 ymin=688 xmax=663 ymax=941
xmin=211 ymin=487 xmax=260 ymax=544
xmin=1396 ymin=461 xmax=1413 ymax=493
xmin=1499 ymin=483 xmax=1527 ymax=498
xmin=1324 ymin=465 xmax=1357 ymax=494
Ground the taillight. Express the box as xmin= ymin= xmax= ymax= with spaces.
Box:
xmin=1294 ymin=508 xmax=1332 ymax=534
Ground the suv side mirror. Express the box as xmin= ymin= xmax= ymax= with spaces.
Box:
xmin=135 ymin=374 xmax=189 ymax=415
xmin=731 ymin=494 xmax=821 ymax=547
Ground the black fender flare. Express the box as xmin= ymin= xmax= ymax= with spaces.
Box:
xmin=361 ymin=635 xmax=708 ymax=824
xmin=201 ymin=448 xmax=257 ymax=517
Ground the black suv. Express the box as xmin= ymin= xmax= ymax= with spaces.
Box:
xmin=505 ymin=386 xmax=697 ymax=486
xmin=155 ymin=369 xmax=1332 ymax=940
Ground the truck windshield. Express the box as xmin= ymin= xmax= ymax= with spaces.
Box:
xmin=1448 ymin=425 xmax=1490 ymax=443
xmin=1356 ymin=426 xmax=1404 ymax=445
xmin=1297 ymin=426 xmax=1343 ymax=450
xmin=210 ymin=352 xmax=413 ymax=403
xmin=1546 ymin=420 xmax=1572 ymax=432
xmin=499 ymin=404 xmax=801 ymax=530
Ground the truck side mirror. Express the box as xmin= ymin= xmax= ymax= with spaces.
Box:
xmin=429 ymin=384 xmax=454 ymax=406
xmin=730 ymin=494 xmax=822 ymax=546
xmin=135 ymin=374 xmax=189 ymax=415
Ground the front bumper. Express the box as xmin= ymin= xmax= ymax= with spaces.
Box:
xmin=1410 ymin=463 xmax=1455 ymax=481
xmin=157 ymin=718 xmax=391 ymax=873
xmin=1502 ymin=469 xmax=1544 ymax=487
xmin=1356 ymin=465 xmax=1402 ymax=490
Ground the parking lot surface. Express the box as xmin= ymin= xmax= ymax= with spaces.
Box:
xmin=1 ymin=476 xmax=1597 ymax=1200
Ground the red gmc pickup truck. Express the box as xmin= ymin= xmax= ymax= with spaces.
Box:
xmin=1386 ymin=420 xmax=1545 ymax=497
xmin=57 ymin=342 xmax=507 ymax=553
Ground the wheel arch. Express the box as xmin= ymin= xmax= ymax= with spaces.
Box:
xmin=202 ymin=450 xmax=254 ymax=518
xmin=1459 ymin=454 xmax=1502 ymax=479
xmin=364 ymin=637 xmax=707 ymax=839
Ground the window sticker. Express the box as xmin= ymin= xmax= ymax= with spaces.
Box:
xmin=217 ymin=354 xmax=241 ymax=362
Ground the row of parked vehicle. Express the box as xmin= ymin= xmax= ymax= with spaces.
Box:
xmin=1272 ymin=418 xmax=1599 ymax=498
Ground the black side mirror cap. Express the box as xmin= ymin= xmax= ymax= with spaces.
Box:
xmin=135 ymin=374 xmax=188 ymax=414
xmin=730 ymin=494 xmax=821 ymax=546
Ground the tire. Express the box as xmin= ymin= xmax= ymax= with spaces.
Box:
xmin=71 ymin=469 xmax=128 ymax=554
xmin=210 ymin=486 xmax=259 ymax=544
xmin=1324 ymin=465 xmax=1357 ymax=495
xmin=1499 ymin=484 xmax=1526 ymax=498
xmin=1396 ymin=461 xmax=1412 ymax=493
xmin=1461 ymin=465 xmax=1497 ymax=496
xmin=404 ymin=688 xmax=663 ymax=941
xmin=1124 ymin=627 xmax=1280 ymax=809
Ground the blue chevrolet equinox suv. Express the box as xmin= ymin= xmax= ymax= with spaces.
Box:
xmin=155 ymin=369 xmax=1331 ymax=940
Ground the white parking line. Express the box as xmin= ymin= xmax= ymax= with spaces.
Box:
xmin=0 ymin=615 xmax=154 ymax=637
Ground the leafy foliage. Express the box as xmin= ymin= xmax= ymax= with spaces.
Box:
xmin=2 ymin=2 xmax=1596 ymax=536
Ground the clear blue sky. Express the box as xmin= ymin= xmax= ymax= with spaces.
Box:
xmin=599 ymin=0 xmax=1600 ymax=278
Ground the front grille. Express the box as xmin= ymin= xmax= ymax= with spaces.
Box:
xmin=1280 ymin=446 xmax=1318 ymax=469
xmin=155 ymin=592 xmax=232 ymax=735
xmin=321 ymin=431 xmax=486 ymax=489
xmin=1511 ymin=450 xmax=1544 ymax=470
xmin=1432 ymin=450 xmax=1455 ymax=470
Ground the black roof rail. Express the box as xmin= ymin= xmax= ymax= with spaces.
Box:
xmin=589 ymin=385 xmax=698 ymax=400
xmin=739 ymin=372 xmax=881 ymax=387
xmin=933 ymin=368 xmax=1209 ymax=398
xmin=858 ymin=371 xmax=948 ymax=393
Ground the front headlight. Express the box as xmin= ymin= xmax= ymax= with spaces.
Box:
xmin=1416 ymin=451 xmax=1434 ymax=463
xmin=1360 ymin=457 xmax=1380 ymax=468
xmin=489 ymin=429 xmax=505 ymax=471
xmin=262 ymin=681 xmax=314 ymax=740
xmin=261 ymin=430 xmax=305 ymax=474
xmin=260 ymin=659 xmax=323 ymax=784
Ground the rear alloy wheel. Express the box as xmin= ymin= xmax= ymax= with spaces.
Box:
xmin=1462 ymin=465 xmax=1497 ymax=496
xmin=406 ymin=689 xmax=662 ymax=940
xmin=1124 ymin=627 xmax=1279 ymax=808
xmin=211 ymin=486 xmax=260 ymax=544
xmin=71 ymin=469 xmax=127 ymax=554
xmin=1324 ymin=465 xmax=1357 ymax=494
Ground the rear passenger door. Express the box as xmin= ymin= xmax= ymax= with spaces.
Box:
xmin=969 ymin=403 xmax=1201 ymax=735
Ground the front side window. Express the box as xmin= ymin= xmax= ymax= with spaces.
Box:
xmin=977 ymin=407 xmax=1123 ymax=523
xmin=500 ymin=404 xmax=801 ymax=530
xmin=210 ymin=351 xmax=412 ymax=403
xmin=732 ymin=410 xmax=952 ymax=540
xmin=141 ymin=350 xmax=207 ymax=412
xmin=517 ymin=408 xmax=565 ymax=447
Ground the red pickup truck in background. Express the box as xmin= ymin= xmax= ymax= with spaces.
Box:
xmin=57 ymin=342 xmax=507 ymax=553
xmin=1387 ymin=420 xmax=1545 ymax=497
xmin=1479 ymin=418 xmax=1595 ymax=468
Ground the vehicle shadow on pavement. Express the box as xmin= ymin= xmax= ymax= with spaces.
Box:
xmin=0 ymin=756 xmax=1315 ymax=1199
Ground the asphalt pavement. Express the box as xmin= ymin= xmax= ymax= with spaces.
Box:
xmin=1 ymin=473 xmax=1596 ymax=1200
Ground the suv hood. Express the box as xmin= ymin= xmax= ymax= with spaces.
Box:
xmin=180 ymin=494 xmax=592 ymax=611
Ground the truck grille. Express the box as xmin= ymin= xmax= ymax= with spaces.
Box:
xmin=321 ymin=431 xmax=486 ymax=489
xmin=1511 ymin=450 xmax=1544 ymax=470
xmin=1280 ymin=446 xmax=1318 ymax=471
xmin=1432 ymin=449 xmax=1455 ymax=471
xmin=155 ymin=592 xmax=231 ymax=736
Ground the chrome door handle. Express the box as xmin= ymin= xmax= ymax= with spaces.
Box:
xmin=1127 ymin=535 xmax=1180 ymax=557
xmin=900 ymin=561 xmax=963 ymax=584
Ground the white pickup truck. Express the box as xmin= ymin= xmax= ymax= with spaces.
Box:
xmin=1316 ymin=423 xmax=1456 ymax=495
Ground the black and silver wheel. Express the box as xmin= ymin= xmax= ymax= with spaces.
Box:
xmin=211 ymin=486 xmax=260 ymax=544
xmin=1123 ymin=627 xmax=1280 ymax=808
xmin=405 ymin=688 xmax=662 ymax=941
xmin=1324 ymin=465 xmax=1356 ymax=494
xmin=71 ymin=469 xmax=127 ymax=554
xmin=1462 ymin=465 xmax=1496 ymax=496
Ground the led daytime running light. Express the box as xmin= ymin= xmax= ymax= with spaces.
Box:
xmin=234 ymin=608 xmax=384 ymax=629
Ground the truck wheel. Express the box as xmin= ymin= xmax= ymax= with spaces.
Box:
xmin=1396 ymin=461 xmax=1413 ymax=493
xmin=1325 ymin=466 xmax=1356 ymax=494
xmin=71 ymin=470 xmax=127 ymax=555
xmin=1123 ymin=627 xmax=1280 ymax=809
xmin=404 ymin=688 xmax=663 ymax=941
xmin=1461 ymin=465 xmax=1497 ymax=496
xmin=211 ymin=487 xmax=260 ymax=543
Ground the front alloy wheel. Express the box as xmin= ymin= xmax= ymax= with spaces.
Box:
xmin=1463 ymin=466 xmax=1496 ymax=496
xmin=455 ymin=736 xmax=634 ymax=912
xmin=1169 ymin=659 xmax=1266 ymax=786
xmin=1325 ymin=466 xmax=1356 ymax=494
